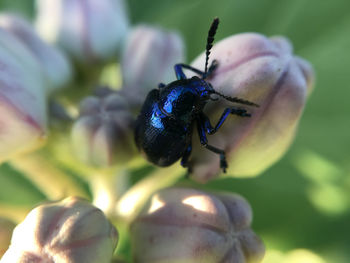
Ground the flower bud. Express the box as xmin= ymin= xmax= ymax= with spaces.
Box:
xmin=188 ymin=33 xmax=314 ymax=181
xmin=131 ymin=188 xmax=264 ymax=263
xmin=0 ymin=218 xmax=16 ymax=257
xmin=71 ymin=89 xmax=135 ymax=166
xmin=120 ymin=25 xmax=185 ymax=108
xmin=0 ymin=14 xmax=72 ymax=92
xmin=35 ymin=0 xmax=128 ymax=63
xmin=0 ymin=28 xmax=47 ymax=162
xmin=1 ymin=197 xmax=118 ymax=263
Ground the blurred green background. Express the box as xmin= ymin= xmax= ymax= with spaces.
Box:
xmin=0 ymin=0 xmax=349 ymax=262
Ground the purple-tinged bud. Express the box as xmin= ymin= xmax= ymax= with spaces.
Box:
xmin=0 ymin=14 xmax=72 ymax=92
xmin=188 ymin=33 xmax=314 ymax=182
xmin=131 ymin=188 xmax=264 ymax=263
xmin=0 ymin=28 xmax=47 ymax=162
xmin=120 ymin=25 xmax=185 ymax=108
xmin=35 ymin=0 xmax=128 ymax=64
xmin=0 ymin=218 xmax=16 ymax=257
xmin=71 ymin=90 xmax=135 ymax=166
xmin=0 ymin=197 xmax=118 ymax=263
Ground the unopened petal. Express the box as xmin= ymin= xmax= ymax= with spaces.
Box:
xmin=121 ymin=25 xmax=185 ymax=108
xmin=0 ymin=14 xmax=72 ymax=92
xmin=1 ymin=197 xmax=118 ymax=263
xmin=188 ymin=33 xmax=314 ymax=181
xmin=131 ymin=188 xmax=264 ymax=262
xmin=35 ymin=0 xmax=128 ymax=63
xmin=0 ymin=29 xmax=46 ymax=162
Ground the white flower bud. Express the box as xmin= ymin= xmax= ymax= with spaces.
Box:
xmin=188 ymin=33 xmax=314 ymax=182
xmin=71 ymin=90 xmax=135 ymax=166
xmin=1 ymin=197 xmax=118 ymax=263
xmin=0 ymin=14 xmax=72 ymax=92
xmin=0 ymin=28 xmax=47 ymax=162
xmin=131 ymin=188 xmax=264 ymax=263
xmin=121 ymin=25 xmax=185 ymax=108
xmin=35 ymin=0 xmax=128 ymax=63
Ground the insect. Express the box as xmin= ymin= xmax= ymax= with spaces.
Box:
xmin=134 ymin=18 xmax=258 ymax=173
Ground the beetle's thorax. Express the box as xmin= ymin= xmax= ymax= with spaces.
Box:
xmin=159 ymin=77 xmax=213 ymax=122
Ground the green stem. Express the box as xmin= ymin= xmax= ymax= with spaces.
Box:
xmin=115 ymin=165 xmax=184 ymax=222
xmin=89 ymin=167 xmax=131 ymax=217
xmin=0 ymin=203 xmax=32 ymax=223
xmin=10 ymin=153 xmax=89 ymax=200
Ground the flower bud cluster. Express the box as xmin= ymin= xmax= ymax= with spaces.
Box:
xmin=0 ymin=1 xmax=316 ymax=261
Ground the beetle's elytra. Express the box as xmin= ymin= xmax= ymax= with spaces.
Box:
xmin=135 ymin=18 xmax=258 ymax=173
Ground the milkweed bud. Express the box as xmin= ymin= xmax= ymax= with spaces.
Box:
xmin=0 ymin=14 xmax=72 ymax=92
xmin=71 ymin=90 xmax=135 ymax=166
xmin=0 ymin=28 xmax=46 ymax=162
xmin=188 ymin=33 xmax=314 ymax=182
xmin=0 ymin=197 xmax=118 ymax=263
xmin=131 ymin=188 xmax=264 ymax=263
xmin=120 ymin=25 xmax=185 ymax=108
xmin=35 ymin=0 xmax=128 ymax=63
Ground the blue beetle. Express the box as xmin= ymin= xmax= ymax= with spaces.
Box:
xmin=135 ymin=18 xmax=258 ymax=173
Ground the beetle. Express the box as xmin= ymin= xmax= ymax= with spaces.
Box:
xmin=134 ymin=18 xmax=258 ymax=173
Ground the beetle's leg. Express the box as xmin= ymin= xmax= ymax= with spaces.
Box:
xmin=180 ymin=144 xmax=192 ymax=168
xmin=174 ymin=60 xmax=218 ymax=80
xmin=181 ymin=144 xmax=193 ymax=176
xmin=175 ymin=64 xmax=202 ymax=79
xmin=200 ymin=107 xmax=250 ymax=135
xmin=196 ymin=118 xmax=227 ymax=173
xmin=204 ymin=59 xmax=219 ymax=79
xmin=174 ymin=64 xmax=188 ymax=80
xmin=158 ymin=83 xmax=166 ymax=89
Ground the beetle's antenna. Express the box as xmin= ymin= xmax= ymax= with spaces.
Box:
xmin=213 ymin=91 xmax=259 ymax=107
xmin=204 ymin=17 xmax=219 ymax=78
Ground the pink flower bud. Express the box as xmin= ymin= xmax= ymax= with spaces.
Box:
xmin=71 ymin=90 xmax=135 ymax=166
xmin=0 ymin=28 xmax=47 ymax=162
xmin=1 ymin=197 xmax=118 ymax=263
xmin=131 ymin=188 xmax=264 ymax=263
xmin=35 ymin=0 xmax=128 ymax=63
xmin=0 ymin=14 xmax=72 ymax=92
xmin=121 ymin=25 xmax=185 ymax=107
xmin=188 ymin=33 xmax=314 ymax=182
xmin=0 ymin=218 xmax=16 ymax=257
